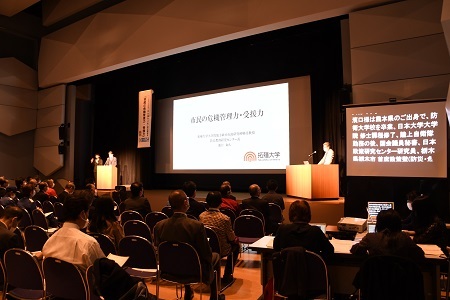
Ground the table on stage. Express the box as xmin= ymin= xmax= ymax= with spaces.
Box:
xmin=249 ymin=235 xmax=445 ymax=300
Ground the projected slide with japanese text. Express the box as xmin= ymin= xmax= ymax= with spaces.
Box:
xmin=173 ymin=83 xmax=290 ymax=170
xmin=346 ymin=101 xmax=447 ymax=178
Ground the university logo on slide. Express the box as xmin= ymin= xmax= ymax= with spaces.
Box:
xmin=244 ymin=152 xmax=257 ymax=162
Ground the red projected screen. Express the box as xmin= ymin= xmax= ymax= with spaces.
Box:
xmin=346 ymin=100 xmax=447 ymax=178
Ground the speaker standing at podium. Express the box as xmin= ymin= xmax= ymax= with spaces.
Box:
xmin=104 ymin=151 xmax=117 ymax=167
xmin=318 ymin=142 xmax=334 ymax=165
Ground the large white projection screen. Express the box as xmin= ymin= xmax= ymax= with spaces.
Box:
xmin=346 ymin=100 xmax=447 ymax=178
xmin=155 ymin=77 xmax=313 ymax=174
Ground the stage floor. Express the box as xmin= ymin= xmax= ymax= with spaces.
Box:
xmin=99 ymin=189 xmax=345 ymax=226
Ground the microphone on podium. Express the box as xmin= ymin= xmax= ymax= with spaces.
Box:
xmin=308 ymin=151 xmax=317 ymax=157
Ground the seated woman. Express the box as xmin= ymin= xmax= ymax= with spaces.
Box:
xmin=273 ymin=200 xmax=334 ymax=260
xmin=351 ymin=209 xmax=425 ymax=262
xmin=88 ymin=195 xmax=124 ymax=250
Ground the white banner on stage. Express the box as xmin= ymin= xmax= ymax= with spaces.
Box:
xmin=138 ymin=89 xmax=153 ymax=148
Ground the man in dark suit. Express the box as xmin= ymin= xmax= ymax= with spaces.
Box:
xmin=33 ymin=182 xmax=50 ymax=204
xmin=242 ymin=184 xmax=271 ymax=233
xmin=17 ymin=184 xmax=39 ymax=216
xmin=57 ymin=182 xmax=75 ymax=204
xmin=182 ymin=181 xmax=206 ymax=219
xmin=123 ymin=182 xmax=152 ymax=217
xmin=154 ymin=190 xmax=223 ymax=300
xmin=0 ymin=206 xmax=24 ymax=258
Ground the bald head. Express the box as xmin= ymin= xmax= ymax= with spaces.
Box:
xmin=169 ymin=189 xmax=189 ymax=212
xmin=249 ymin=184 xmax=261 ymax=197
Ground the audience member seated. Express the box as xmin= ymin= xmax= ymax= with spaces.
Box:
xmin=411 ymin=196 xmax=448 ymax=255
xmin=402 ymin=190 xmax=418 ymax=230
xmin=46 ymin=179 xmax=58 ymax=198
xmin=200 ymin=191 xmax=240 ymax=286
xmin=42 ymin=197 xmax=105 ymax=272
xmin=222 ymin=181 xmax=237 ymax=201
xmin=261 ymin=179 xmax=285 ymax=210
xmin=88 ymin=195 xmax=124 ymax=250
xmin=0 ymin=188 xmax=17 ymax=207
xmin=0 ymin=176 xmax=9 ymax=198
xmin=33 ymin=182 xmax=50 ymax=203
xmin=0 ymin=206 xmax=24 ymax=257
xmin=154 ymin=190 xmax=222 ymax=300
xmin=80 ymin=183 xmax=97 ymax=207
xmin=57 ymin=182 xmax=75 ymax=204
xmin=14 ymin=177 xmax=25 ymax=199
xmin=242 ymin=184 xmax=272 ymax=233
xmin=351 ymin=209 xmax=425 ymax=262
xmin=183 ymin=181 xmax=206 ymax=219
xmin=123 ymin=182 xmax=152 ymax=217
xmin=17 ymin=184 xmax=40 ymax=215
xmin=273 ymin=200 xmax=334 ymax=261
xmin=219 ymin=184 xmax=239 ymax=213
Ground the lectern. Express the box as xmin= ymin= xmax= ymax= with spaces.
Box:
xmin=97 ymin=166 xmax=118 ymax=189
xmin=286 ymin=164 xmax=339 ymax=199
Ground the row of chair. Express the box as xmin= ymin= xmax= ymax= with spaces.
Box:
xmin=2 ymin=248 xmax=92 ymax=300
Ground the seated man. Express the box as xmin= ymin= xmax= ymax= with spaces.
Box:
xmin=42 ymin=197 xmax=105 ymax=272
xmin=57 ymin=182 xmax=75 ymax=204
xmin=0 ymin=188 xmax=17 ymax=207
xmin=0 ymin=206 xmax=24 ymax=258
xmin=200 ymin=191 xmax=240 ymax=286
xmin=242 ymin=184 xmax=271 ymax=233
xmin=154 ymin=190 xmax=223 ymax=300
xmin=17 ymin=184 xmax=39 ymax=215
xmin=123 ymin=182 xmax=152 ymax=217
xmin=183 ymin=181 xmax=206 ymax=219
xmin=351 ymin=209 xmax=425 ymax=262
xmin=261 ymin=179 xmax=285 ymax=210
xmin=273 ymin=200 xmax=334 ymax=260
xmin=33 ymin=182 xmax=50 ymax=203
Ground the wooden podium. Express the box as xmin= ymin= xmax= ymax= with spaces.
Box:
xmin=286 ymin=164 xmax=339 ymax=199
xmin=97 ymin=166 xmax=118 ymax=189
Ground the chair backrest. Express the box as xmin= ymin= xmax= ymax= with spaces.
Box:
xmin=123 ymin=220 xmax=152 ymax=242
xmin=118 ymin=235 xmax=157 ymax=269
xmin=18 ymin=209 xmax=32 ymax=230
xmin=88 ymin=232 xmax=117 ymax=256
xmin=3 ymin=248 xmax=45 ymax=297
xmin=54 ymin=202 xmax=64 ymax=221
xmin=32 ymin=209 xmax=49 ymax=230
xmin=205 ymin=226 xmax=222 ymax=255
xmin=120 ymin=210 xmax=143 ymax=225
xmin=145 ymin=211 xmax=168 ymax=233
xmin=355 ymin=255 xmax=424 ymax=300
xmin=219 ymin=208 xmax=236 ymax=225
xmin=240 ymin=208 xmax=265 ymax=224
xmin=0 ymin=204 xmax=4 ymax=216
xmin=13 ymin=227 xmax=26 ymax=249
xmin=272 ymin=247 xmax=330 ymax=299
xmin=86 ymin=265 xmax=102 ymax=300
xmin=24 ymin=225 xmax=49 ymax=252
xmin=234 ymin=215 xmax=265 ymax=244
xmin=42 ymin=200 xmax=55 ymax=213
xmin=158 ymin=241 xmax=202 ymax=284
xmin=43 ymin=257 xmax=89 ymax=300
xmin=34 ymin=200 xmax=42 ymax=209
xmin=161 ymin=206 xmax=173 ymax=217
xmin=268 ymin=203 xmax=284 ymax=223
